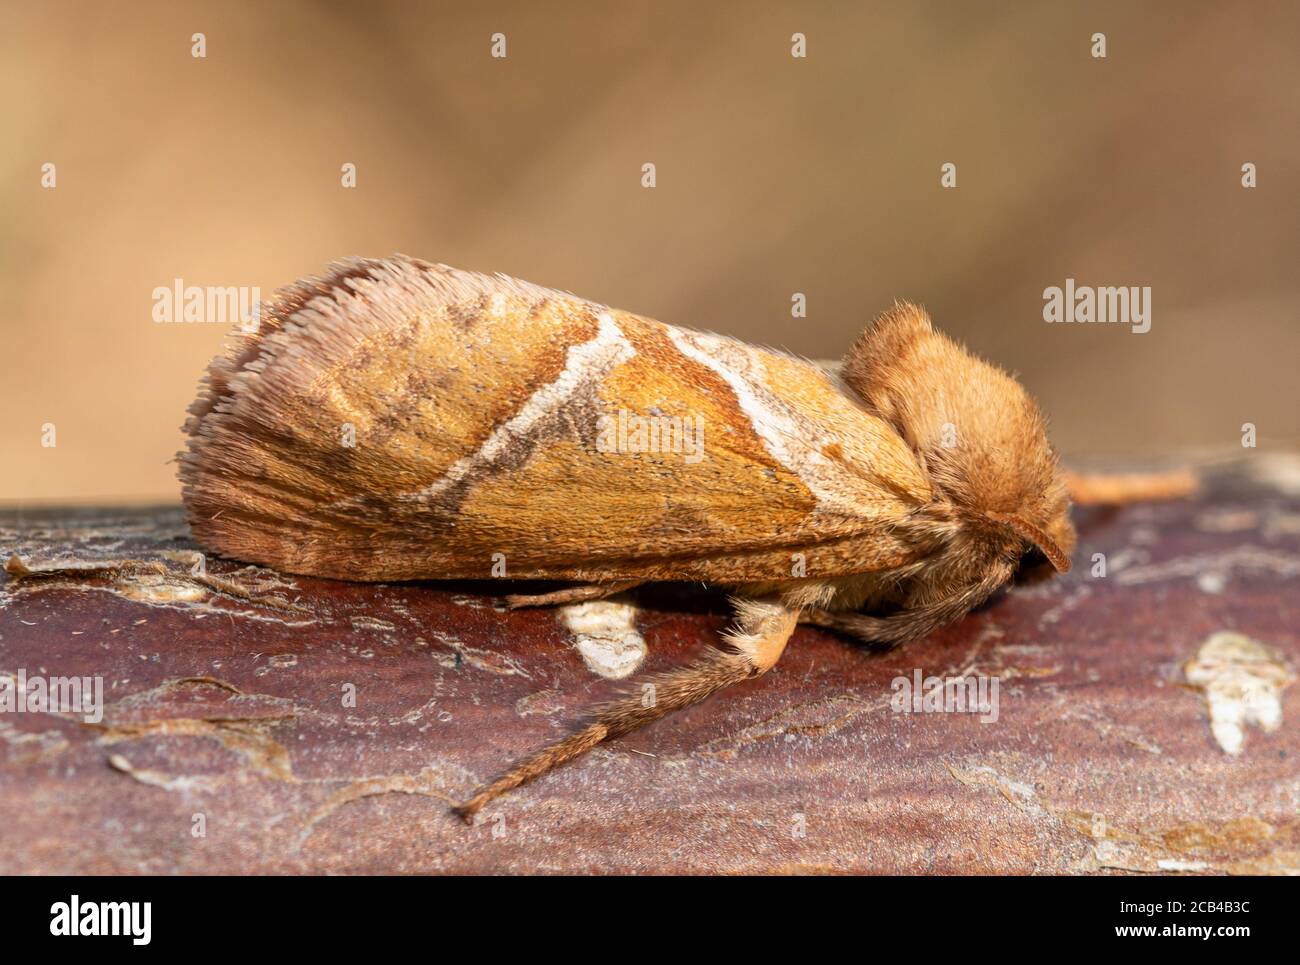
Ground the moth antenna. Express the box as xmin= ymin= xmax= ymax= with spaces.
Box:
xmin=455 ymin=601 xmax=796 ymax=822
xmin=985 ymin=511 xmax=1071 ymax=573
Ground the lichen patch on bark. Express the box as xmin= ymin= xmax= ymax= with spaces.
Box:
xmin=558 ymin=600 xmax=646 ymax=679
xmin=1184 ymin=631 xmax=1294 ymax=754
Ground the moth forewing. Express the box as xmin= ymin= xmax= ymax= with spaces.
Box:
xmin=182 ymin=256 xmax=935 ymax=584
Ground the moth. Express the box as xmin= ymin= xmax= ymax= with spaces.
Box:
xmin=179 ymin=254 xmax=1181 ymax=822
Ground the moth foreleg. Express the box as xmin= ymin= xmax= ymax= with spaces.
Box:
xmin=1064 ymin=468 xmax=1197 ymax=505
xmin=502 ymin=580 xmax=642 ymax=609
xmin=799 ymin=563 xmax=1015 ymax=647
xmin=454 ymin=597 xmax=797 ymax=823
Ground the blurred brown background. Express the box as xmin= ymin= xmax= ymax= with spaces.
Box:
xmin=3 ymin=0 xmax=1298 ymax=503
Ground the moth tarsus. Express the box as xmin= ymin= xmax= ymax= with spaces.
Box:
xmin=502 ymin=580 xmax=642 ymax=609
xmin=178 ymin=253 xmax=1115 ymax=819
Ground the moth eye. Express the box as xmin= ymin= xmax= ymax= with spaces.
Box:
xmin=1017 ymin=544 xmax=1050 ymax=572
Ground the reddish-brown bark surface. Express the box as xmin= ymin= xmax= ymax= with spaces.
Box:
xmin=1 ymin=459 xmax=1296 ymax=873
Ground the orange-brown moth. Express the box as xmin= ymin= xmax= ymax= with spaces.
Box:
xmin=179 ymin=254 xmax=1085 ymax=822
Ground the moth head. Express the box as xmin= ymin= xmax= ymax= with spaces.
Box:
xmin=841 ymin=302 xmax=1076 ymax=572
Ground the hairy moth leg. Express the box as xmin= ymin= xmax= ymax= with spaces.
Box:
xmin=799 ymin=562 xmax=1016 ymax=648
xmin=1064 ymin=469 xmax=1197 ymax=505
xmin=502 ymin=580 xmax=643 ymax=609
xmin=454 ymin=598 xmax=797 ymax=823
